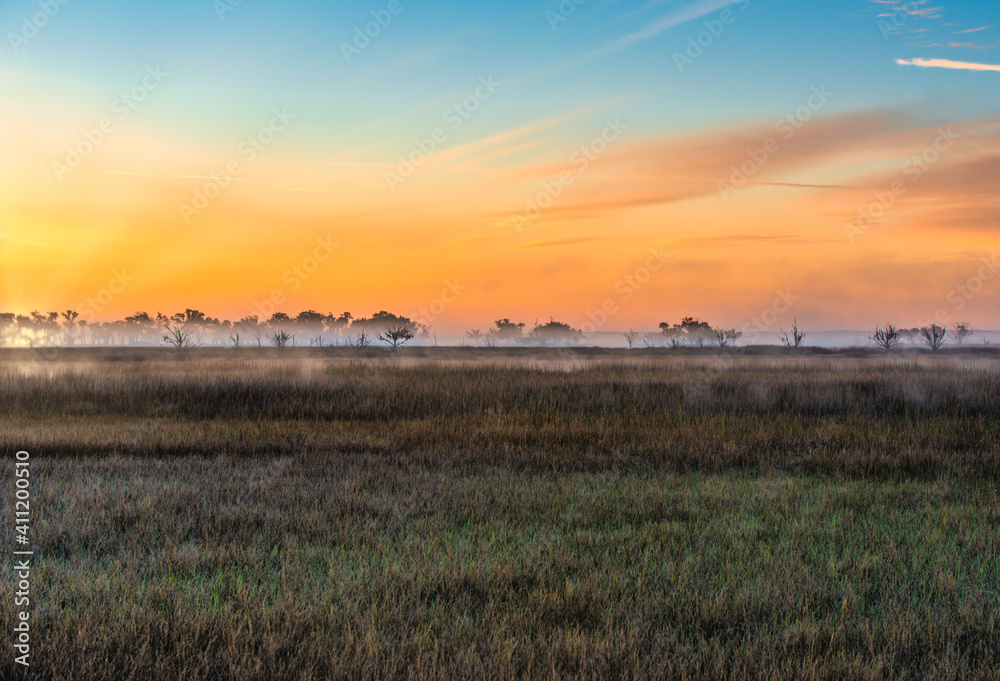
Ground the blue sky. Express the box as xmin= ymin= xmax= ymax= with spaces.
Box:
xmin=6 ymin=0 xmax=997 ymax=147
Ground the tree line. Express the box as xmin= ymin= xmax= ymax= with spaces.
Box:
xmin=1 ymin=309 xmax=401 ymax=349
xmin=1 ymin=310 xmax=539 ymax=349
xmin=869 ymin=322 xmax=978 ymax=351
xmin=0 ymin=309 xmax=986 ymax=351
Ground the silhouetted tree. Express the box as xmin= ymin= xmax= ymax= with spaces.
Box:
xmin=714 ymin=328 xmax=742 ymax=347
xmin=528 ymin=318 xmax=582 ymax=345
xmin=624 ymin=329 xmax=639 ymax=349
xmin=378 ymin=325 xmax=414 ymax=349
xmin=920 ymin=324 xmax=947 ymax=351
xmin=294 ymin=310 xmax=325 ymax=340
xmin=170 ymin=309 xmax=206 ymax=326
xmin=268 ymin=312 xmax=292 ymax=327
xmin=680 ymin=317 xmax=714 ymax=347
xmin=778 ymin=318 xmax=806 ymax=348
xmin=268 ymin=330 xmax=292 ymax=349
xmin=162 ymin=325 xmax=196 ymax=350
xmin=872 ymin=324 xmax=900 ymax=351
xmin=659 ymin=323 xmax=683 ymax=348
xmin=659 ymin=317 xmax=714 ymax=347
xmin=324 ymin=312 xmax=353 ymax=340
xmin=953 ymin=322 xmax=974 ymax=345
xmin=494 ymin=319 xmax=526 ymax=344
xmin=124 ymin=312 xmax=156 ymax=345
xmin=59 ymin=310 xmax=80 ymax=345
xmin=0 ymin=313 xmax=12 ymax=343
xmin=233 ymin=316 xmax=263 ymax=346
xmin=349 ymin=330 xmax=373 ymax=355
xmin=353 ymin=311 xmax=423 ymax=338
xmin=295 ymin=310 xmax=324 ymax=325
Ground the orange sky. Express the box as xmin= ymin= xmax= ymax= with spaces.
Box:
xmin=4 ymin=94 xmax=998 ymax=333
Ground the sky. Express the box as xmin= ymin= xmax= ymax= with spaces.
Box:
xmin=1 ymin=0 xmax=999 ymax=334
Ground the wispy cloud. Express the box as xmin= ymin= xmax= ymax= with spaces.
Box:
xmin=955 ymin=25 xmax=991 ymax=34
xmin=895 ymin=57 xmax=1000 ymax=71
xmin=425 ymin=108 xmax=598 ymax=169
xmin=868 ymin=1 xmax=996 ymax=47
xmin=487 ymin=110 xmax=904 ymax=226
xmin=800 ymin=117 xmax=1000 ymax=238
xmin=593 ymin=0 xmax=742 ymax=58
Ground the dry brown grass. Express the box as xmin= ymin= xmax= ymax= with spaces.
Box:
xmin=1 ymin=348 xmax=998 ymax=679
xmin=3 ymin=347 xmax=999 ymax=477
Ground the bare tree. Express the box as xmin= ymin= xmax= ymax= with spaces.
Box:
xmin=482 ymin=329 xmax=499 ymax=348
xmin=871 ymin=324 xmax=900 ymax=351
xmin=778 ymin=318 xmax=806 ymax=348
xmin=920 ymin=324 xmax=947 ymax=351
xmin=349 ymin=330 xmax=373 ymax=355
xmin=623 ymin=329 xmax=639 ymax=349
xmin=378 ymin=325 xmax=414 ymax=349
xmin=268 ymin=330 xmax=292 ymax=349
xmin=714 ymin=328 xmax=742 ymax=348
xmin=229 ymin=333 xmax=242 ymax=348
xmin=162 ymin=325 xmax=196 ymax=350
xmin=952 ymin=322 xmax=974 ymax=346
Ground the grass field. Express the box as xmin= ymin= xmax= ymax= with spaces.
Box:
xmin=2 ymin=348 xmax=999 ymax=679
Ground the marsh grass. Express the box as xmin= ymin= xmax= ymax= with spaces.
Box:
xmin=1 ymin=348 xmax=999 ymax=679
xmin=3 ymin=348 xmax=1000 ymax=477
